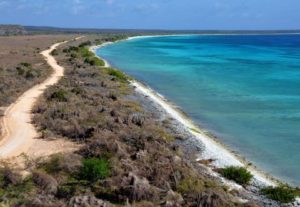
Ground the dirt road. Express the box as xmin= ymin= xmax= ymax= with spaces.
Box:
xmin=0 ymin=37 xmax=83 ymax=158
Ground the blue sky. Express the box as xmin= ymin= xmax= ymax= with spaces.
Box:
xmin=0 ymin=0 xmax=299 ymax=30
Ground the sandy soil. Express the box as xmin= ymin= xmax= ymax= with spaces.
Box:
xmin=0 ymin=36 xmax=83 ymax=159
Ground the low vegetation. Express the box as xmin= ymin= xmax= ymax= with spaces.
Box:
xmin=261 ymin=185 xmax=300 ymax=203
xmin=177 ymin=175 xmax=205 ymax=194
xmin=30 ymin=35 xmax=262 ymax=206
xmin=0 ymin=62 xmax=47 ymax=106
xmin=63 ymin=42 xmax=105 ymax=67
xmin=0 ymin=35 xmax=265 ymax=206
xmin=106 ymin=67 xmax=128 ymax=81
xmin=50 ymin=49 xmax=58 ymax=56
xmin=0 ymin=34 xmax=70 ymax=107
xmin=78 ymin=47 xmax=94 ymax=58
xmin=79 ymin=158 xmax=111 ymax=182
xmin=78 ymin=41 xmax=92 ymax=48
xmin=84 ymin=56 xmax=105 ymax=66
xmin=219 ymin=166 xmax=253 ymax=185
xmin=0 ymin=167 xmax=35 ymax=206
xmin=48 ymin=89 xmax=68 ymax=102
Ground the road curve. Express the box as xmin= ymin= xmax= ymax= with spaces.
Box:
xmin=0 ymin=37 xmax=83 ymax=158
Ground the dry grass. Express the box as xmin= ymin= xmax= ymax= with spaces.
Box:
xmin=0 ymin=35 xmax=75 ymax=107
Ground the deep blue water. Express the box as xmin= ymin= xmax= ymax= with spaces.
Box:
xmin=97 ymin=34 xmax=300 ymax=186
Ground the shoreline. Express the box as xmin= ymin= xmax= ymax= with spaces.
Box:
xmin=90 ymin=35 xmax=288 ymax=188
xmin=130 ymin=80 xmax=279 ymax=186
xmin=130 ymin=81 xmax=277 ymax=186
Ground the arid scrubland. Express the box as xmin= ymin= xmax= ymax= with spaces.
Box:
xmin=0 ymin=35 xmax=75 ymax=108
xmin=1 ymin=34 xmax=298 ymax=207
xmin=0 ymin=35 xmax=265 ymax=207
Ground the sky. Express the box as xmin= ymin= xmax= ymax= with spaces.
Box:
xmin=0 ymin=0 xmax=299 ymax=30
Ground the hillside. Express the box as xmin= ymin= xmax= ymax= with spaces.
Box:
xmin=0 ymin=25 xmax=27 ymax=36
xmin=1 ymin=24 xmax=300 ymax=36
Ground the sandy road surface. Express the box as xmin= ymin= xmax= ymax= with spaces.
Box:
xmin=0 ymin=37 xmax=83 ymax=158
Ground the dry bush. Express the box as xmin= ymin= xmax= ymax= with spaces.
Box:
xmin=196 ymin=190 xmax=228 ymax=207
xmin=39 ymin=153 xmax=82 ymax=175
xmin=0 ymin=167 xmax=22 ymax=187
xmin=69 ymin=194 xmax=112 ymax=207
xmin=130 ymin=113 xmax=146 ymax=127
xmin=130 ymin=201 xmax=156 ymax=207
xmin=32 ymin=170 xmax=58 ymax=194
xmin=165 ymin=190 xmax=184 ymax=207
xmin=243 ymin=202 xmax=262 ymax=207
xmin=80 ymin=134 xmax=128 ymax=159
xmin=177 ymin=175 xmax=205 ymax=195
xmin=120 ymin=172 xmax=160 ymax=202
xmin=22 ymin=194 xmax=66 ymax=207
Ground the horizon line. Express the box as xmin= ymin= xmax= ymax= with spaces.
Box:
xmin=2 ymin=24 xmax=300 ymax=32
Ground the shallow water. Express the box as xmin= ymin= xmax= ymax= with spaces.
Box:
xmin=97 ymin=34 xmax=300 ymax=186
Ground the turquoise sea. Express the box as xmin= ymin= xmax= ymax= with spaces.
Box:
xmin=97 ymin=34 xmax=300 ymax=186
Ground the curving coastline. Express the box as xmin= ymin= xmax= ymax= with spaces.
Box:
xmin=90 ymin=35 xmax=283 ymax=189
xmin=129 ymin=80 xmax=277 ymax=186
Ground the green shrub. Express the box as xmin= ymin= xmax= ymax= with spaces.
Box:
xmin=219 ymin=166 xmax=253 ymax=185
xmin=42 ymin=154 xmax=63 ymax=174
xmin=79 ymin=41 xmax=92 ymax=48
xmin=25 ymin=69 xmax=40 ymax=79
xmin=20 ymin=62 xmax=31 ymax=67
xmin=57 ymin=185 xmax=76 ymax=199
xmin=49 ymin=89 xmax=68 ymax=102
xmin=261 ymin=185 xmax=299 ymax=203
xmin=79 ymin=158 xmax=111 ymax=182
xmin=0 ymin=176 xmax=35 ymax=205
xmin=0 ymin=167 xmax=21 ymax=188
xmin=84 ymin=57 xmax=105 ymax=66
xmin=95 ymin=40 xmax=102 ymax=45
xmin=62 ymin=46 xmax=78 ymax=53
xmin=106 ymin=68 xmax=127 ymax=81
xmin=79 ymin=47 xmax=94 ymax=58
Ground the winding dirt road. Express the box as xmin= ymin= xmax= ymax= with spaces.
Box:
xmin=0 ymin=37 xmax=83 ymax=159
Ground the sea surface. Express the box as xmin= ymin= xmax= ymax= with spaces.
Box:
xmin=97 ymin=34 xmax=300 ymax=186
